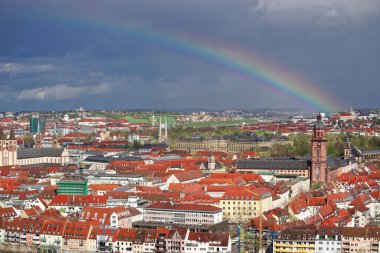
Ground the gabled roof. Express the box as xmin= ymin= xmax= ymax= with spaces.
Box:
xmin=116 ymin=228 xmax=137 ymax=242
xmin=40 ymin=218 xmax=67 ymax=235
xmin=62 ymin=221 xmax=92 ymax=239
xmin=172 ymin=170 xmax=204 ymax=182
xmin=187 ymin=231 xmax=229 ymax=246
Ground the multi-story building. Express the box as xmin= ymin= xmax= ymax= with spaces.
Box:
xmin=341 ymin=227 xmax=380 ymax=253
xmin=220 ymin=188 xmax=272 ymax=223
xmin=88 ymin=227 xmax=118 ymax=252
xmin=62 ymin=221 xmax=92 ymax=251
xmin=273 ymin=225 xmax=317 ymax=253
xmin=114 ymin=228 xmax=136 ymax=253
xmin=81 ymin=206 xmax=142 ymax=228
xmin=144 ymin=203 xmax=223 ymax=225
xmin=86 ymin=174 xmax=146 ymax=186
xmin=132 ymin=229 xmax=157 ymax=253
xmin=29 ymin=115 xmax=46 ymax=134
xmin=166 ymin=227 xmax=189 ymax=253
xmin=83 ymin=155 xmax=144 ymax=170
xmin=315 ymin=226 xmax=342 ymax=253
xmin=49 ymin=195 xmax=108 ymax=214
xmin=57 ymin=175 xmax=88 ymax=195
xmin=39 ymin=218 xmax=67 ymax=250
xmin=177 ymin=137 xmax=290 ymax=154
xmin=184 ymin=231 xmax=231 ymax=253
xmin=236 ymin=158 xmax=311 ymax=178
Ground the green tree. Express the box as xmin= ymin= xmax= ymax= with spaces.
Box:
xmin=23 ymin=134 xmax=35 ymax=148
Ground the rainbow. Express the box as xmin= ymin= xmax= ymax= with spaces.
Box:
xmin=50 ymin=10 xmax=344 ymax=112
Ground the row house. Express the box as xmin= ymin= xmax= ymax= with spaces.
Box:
xmin=49 ymin=194 xmax=107 ymax=214
xmin=81 ymin=206 xmax=142 ymax=228
xmin=0 ymin=206 xmax=18 ymax=221
xmin=0 ymin=218 xmax=231 ymax=253
xmin=185 ymin=231 xmax=231 ymax=253
xmin=39 ymin=218 xmax=67 ymax=249
xmin=62 ymin=221 xmax=93 ymax=251
xmin=132 ymin=229 xmax=157 ymax=253
xmin=341 ymin=227 xmax=380 ymax=253
xmin=4 ymin=218 xmax=41 ymax=246
xmin=275 ymin=225 xmax=380 ymax=253
xmin=88 ymin=227 xmax=119 ymax=252
xmin=166 ymin=227 xmax=189 ymax=253
xmin=273 ymin=225 xmax=317 ymax=253
xmin=114 ymin=228 xmax=137 ymax=253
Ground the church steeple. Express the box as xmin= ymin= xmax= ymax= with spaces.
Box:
xmin=9 ymin=128 xmax=15 ymax=140
xmin=52 ymin=118 xmax=59 ymax=148
xmin=344 ymin=133 xmax=352 ymax=159
xmin=311 ymin=113 xmax=328 ymax=184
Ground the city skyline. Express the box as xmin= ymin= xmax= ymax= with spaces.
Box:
xmin=0 ymin=0 xmax=379 ymax=111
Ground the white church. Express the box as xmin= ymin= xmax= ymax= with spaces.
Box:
xmin=0 ymin=128 xmax=69 ymax=167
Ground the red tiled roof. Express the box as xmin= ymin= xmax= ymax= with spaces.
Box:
xmin=172 ymin=170 xmax=204 ymax=182
xmin=49 ymin=195 xmax=107 ymax=207
xmin=62 ymin=221 xmax=92 ymax=239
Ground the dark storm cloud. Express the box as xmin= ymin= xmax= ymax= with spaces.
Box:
xmin=0 ymin=0 xmax=379 ymax=111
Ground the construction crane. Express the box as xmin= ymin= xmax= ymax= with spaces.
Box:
xmin=258 ymin=194 xmax=265 ymax=253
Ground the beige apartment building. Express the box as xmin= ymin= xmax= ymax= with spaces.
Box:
xmin=220 ymin=188 xmax=272 ymax=223
xmin=273 ymin=225 xmax=317 ymax=253
xmin=341 ymin=227 xmax=380 ymax=253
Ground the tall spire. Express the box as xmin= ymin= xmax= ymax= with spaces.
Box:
xmin=53 ymin=118 xmax=57 ymax=135
xmin=159 ymin=116 xmax=162 ymax=142
xmin=164 ymin=116 xmax=168 ymax=142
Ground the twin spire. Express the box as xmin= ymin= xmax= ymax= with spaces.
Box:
xmin=0 ymin=127 xmax=16 ymax=140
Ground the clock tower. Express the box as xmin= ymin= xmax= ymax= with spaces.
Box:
xmin=311 ymin=113 xmax=327 ymax=183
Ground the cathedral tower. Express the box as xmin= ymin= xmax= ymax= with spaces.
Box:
xmin=311 ymin=113 xmax=327 ymax=184
xmin=0 ymin=128 xmax=18 ymax=166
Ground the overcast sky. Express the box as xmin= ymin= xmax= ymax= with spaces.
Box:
xmin=0 ymin=0 xmax=379 ymax=112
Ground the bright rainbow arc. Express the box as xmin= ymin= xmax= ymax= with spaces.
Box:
xmin=53 ymin=12 xmax=344 ymax=112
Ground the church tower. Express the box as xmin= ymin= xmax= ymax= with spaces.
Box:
xmin=52 ymin=119 xmax=59 ymax=148
xmin=344 ymin=134 xmax=351 ymax=159
xmin=0 ymin=128 xmax=18 ymax=166
xmin=311 ymin=113 xmax=327 ymax=184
